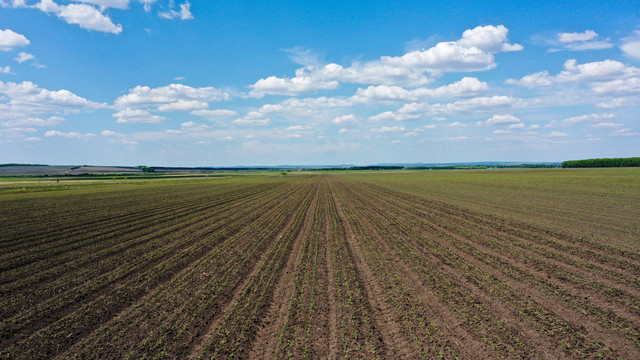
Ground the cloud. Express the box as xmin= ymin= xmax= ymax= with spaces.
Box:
xmin=256 ymin=96 xmax=356 ymax=118
xmin=3 ymin=1 xmax=122 ymax=34
xmin=159 ymin=1 xmax=193 ymax=20
xmin=14 ymin=52 xmax=45 ymax=68
xmin=114 ymin=83 xmax=229 ymax=109
xmin=283 ymin=47 xmax=323 ymax=67
xmin=397 ymin=95 xmax=528 ymax=116
xmin=0 ymin=81 xmax=103 ymax=124
xmin=113 ymin=108 xmax=165 ymax=124
xmin=157 ymin=100 xmax=208 ymax=112
xmin=0 ymin=29 xmax=29 ymax=51
xmin=370 ymin=126 xmax=405 ymax=133
xmin=548 ymin=131 xmax=568 ymax=137
xmin=596 ymin=98 xmax=630 ymax=108
xmin=101 ymin=129 xmax=118 ymax=136
xmin=557 ymin=30 xmax=613 ymax=51
xmin=479 ymin=114 xmax=520 ymax=126
xmin=285 ymin=125 xmax=310 ymax=131
xmin=609 ymin=128 xmax=640 ymax=137
xmin=382 ymin=25 xmax=521 ymax=73
xmin=0 ymin=66 xmax=11 ymax=74
xmin=249 ymin=71 xmax=340 ymax=98
xmin=547 ymin=113 xmax=616 ymax=127
xmin=249 ymin=25 xmax=519 ymax=97
xmin=621 ymin=33 xmax=640 ymax=60
xmin=590 ymin=122 xmax=623 ymax=128
xmin=58 ymin=4 xmax=123 ymax=33
xmin=76 ymin=0 xmax=130 ymax=9
xmin=139 ymin=0 xmax=156 ymax=12
xmin=1 ymin=115 xmax=65 ymax=127
xmin=556 ymin=59 xmax=639 ymax=82
xmin=233 ymin=111 xmax=270 ymax=126
xmin=505 ymin=71 xmax=552 ymax=88
xmin=507 ymin=59 xmax=640 ymax=90
xmin=331 ymin=114 xmax=357 ymax=124
xmin=447 ymin=136 xmax=470 ymax=141
xmin=45 ymin=130 xmax=96 ymax=138
xmin=457 ymin=24 xmax=523 ymax=52
xmin=352 ymin=77 xmax=489 ymax=103
xmin=558 ymin=30 xmax=598 ymax=42
xmin=14 ymin=52 xmax=34 ymax=63
xmin=591 ymin=77 xmax=640 ymax=96
xmin=339 ymin=128 xmax=358 ymax=133
xmin=191 ymin=109 xmax=239 ymax=118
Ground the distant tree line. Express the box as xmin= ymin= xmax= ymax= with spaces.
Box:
xmin=561 ymin=157 xmax=640 ymax=168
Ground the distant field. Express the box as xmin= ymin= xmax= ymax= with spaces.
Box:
xmin=1 ymin=169 xmax=639 ymax=359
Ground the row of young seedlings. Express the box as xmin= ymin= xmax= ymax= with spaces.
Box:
xmin=0 ymin=181 xmax=307 ymax=360
xmin=194 ymin=181 xmax=319 ymax=359
xmin=325 ymin=182 xmax=384 ymax=359
xmin=63 ymin=181 xmax=315 ymax=360
xmin=339 ymin=180 xmax=541 ymax=356
xmin=377 ymin=179 xmax=640 ymax=270
xmin=364 ymin=179 xmax=640 ymax=292
xmin=274 ymin=182 xmax=325 ymax=359
xmin=0 ymin=182 xmax=235 ymax=251
xmin=356 ymin=182 xmax=640 ymax=353
xmin=0 ymin=181 xmax=291 ymax=344
xmin=0 ymin=181 xmax=276 ymax=273
xmin=332 ymin=181 xmax=460 ymax=359
xmin=347 ymin=180 xmax=622 ymax=358
xmin=378 ymin=177 xmax=639 ymax=249
xmin=0 ymin=182 xmax=287 ymax=320
xmin=359 ymin=183 xmax=640 ymax=332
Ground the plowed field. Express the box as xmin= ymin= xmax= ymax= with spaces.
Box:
xmin=2 ymin=169 xmax=639 ymax=359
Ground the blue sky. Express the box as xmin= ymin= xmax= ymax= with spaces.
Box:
xmin=1 ymin=0 xmax=639 ymax=166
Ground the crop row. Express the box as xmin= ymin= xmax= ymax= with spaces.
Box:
xmin=0 ymin=182 xmax=291 ymax=319
xmin=340 ymin=179 xmax=631 ymax=358
xmin=0 ymin=180 xmax=311 ymax=359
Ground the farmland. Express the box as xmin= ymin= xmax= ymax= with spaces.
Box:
xmin=1 ymin=169 xmax=639 ymax=359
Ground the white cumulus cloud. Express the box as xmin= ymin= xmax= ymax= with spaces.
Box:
xmin=157 ymin=100 xmax=208 ymax=112
xmin=548 ymin=113 xmax=616 ymax=127
xmin=45 ymin=130 xmax=96 ymax=138
xmin=159 ymin=1 xmax=193 ymax=20
xmin=3 ymin=1 xmax=122 ymax=34
xmin=0 ymin=29 xmax=29 ymax=51
xmin=548 ymin=131 xmax=568 ymax=137
xmin=353 ymin=77 xmax=489 ymax=103
xmin=1 ymin=115 xmax=64 ymax=127
xmin=76 ymin=0 xmax=130 ymax=9
xmin=370 ymin=126 xmax=405 ymax=133
xmin=0 ymin=81 xmax=103 ymax=125
xmin=233 ymin=111 xmax=270 ymax=126
xmin=113 ymin=108 xmax=165 ymax=124
xmin=115 ymin=83 xmax=229 ymax=109
xmin=505 ymin=71 xmax=553 ymax=88
xmin=57 ymin=4 xmax=123 ymax=34
xmin=14 ymin=52 xmax=34 ymax=63
xmin=191 ymin=109 xmax=239 ymax=117
xmin=621 ymin=38 xmax=640 ymax=60
xmin=331 ymin=114 xmax=357 ymax=124
xmin=249 ymin=25 xmax=519 ymax=97
xmin=557 ymin=30 xmax=613 ymax=51
xmin=479 ymin=114 xmax=521 ymax=126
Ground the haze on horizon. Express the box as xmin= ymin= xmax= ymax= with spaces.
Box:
xmin=1 ymin=0 xmax=639 ymax=166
